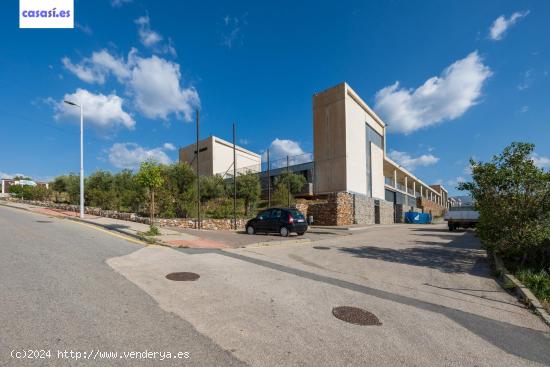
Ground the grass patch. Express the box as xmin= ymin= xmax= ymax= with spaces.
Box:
xmin=515 ymin=268 xmax=550 ymax=312
xmin=143 ymin=225 xmax=160 ymax=236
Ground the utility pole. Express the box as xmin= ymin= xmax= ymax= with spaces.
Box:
xmin=233 ymin=122 xmax=237 ymax=230
xmin=64 ymin=100 xmax=84 ymax=219
xmin=196 ymin=109 xmax=201 ymax=229
xmin=286 ymin=155 xmax=290 ymax=207
xmin=267 ymin=149 xmax=271 ymax=207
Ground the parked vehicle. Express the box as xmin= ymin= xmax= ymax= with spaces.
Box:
xmin=246 ymin=208 xmax=308 ymax=237
xmin=444 ymin=205 xmax=479 ymax=231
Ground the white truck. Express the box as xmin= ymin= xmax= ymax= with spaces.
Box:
xmin=444 ymin=205 xmax=479 ymax=231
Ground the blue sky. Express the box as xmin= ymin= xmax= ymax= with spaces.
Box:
xmin=1 ymin=0 xmax=549 ymax=195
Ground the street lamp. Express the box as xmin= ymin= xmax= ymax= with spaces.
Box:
xmin=64 ymin=100 xmax=85 ymax=219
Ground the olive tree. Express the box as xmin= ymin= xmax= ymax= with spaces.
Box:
xmin=236 ymin=172 xmax=261 ymax=215
xmin=136 ymin=160 xmax=164 ymax=228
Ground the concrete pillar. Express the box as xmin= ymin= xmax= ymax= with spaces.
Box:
xmin=413 ymin=181 xmax=416 ymax=197
xmin=404 ymin=176 xmax=408 ymax=193
xmin=420 ymin=185 xmax=423 ymax=198
xmin=393 ymin=170 xmax=397 ymax=188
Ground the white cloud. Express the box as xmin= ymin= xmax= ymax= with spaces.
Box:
xmin=61 ymin=49 xmax=199 ymax=122
xmin=220 ymin=14 xmax=247 ymax=48
xmin=108 ymin=142 xmax=172 ymax=169
xmin=76 ymin=23 xmax=93 ymax=35
xmin=518 ymin=69 xmax=534 ymax=91
xmin=62 ymin=57 xmax=105 ymax=84
xmin=62 ymin=50 xmax=129 ymax=84
xmin=375 ymin=52 xmax=491 ymax=134
xmin=0 ymin=172 xmax=26 ymax=179
xmin=447 ymin=176 xmax=466 ymax=188
xmin=388 ymin=150 xmax=439 ymax=171
xmin=55 ymin=89 xmax=135 ymax=130
xmin=263 ymin=138 xmax=312 ymax=167
xmin=135 ymin=15 xmax=176 ymax=56
xmin=489 ymin=10 xmax=530 ymax=41
xmin=128 ymin=54 xmax=199 ymax=120
xmin=531 ymin=153 xmax=550 ymax=169
xmin=91 ymin=50 xmax=131 ymax=81
xmin=111 ymin=0 xmax=132 ymax=7
xmin=163 ymin=143 xmax=176 ymax=151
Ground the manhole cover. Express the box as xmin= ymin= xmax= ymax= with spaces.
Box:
xmin=313 ymin=246 xmax=330 ymax=250
xmin=36 ymin=220 xmax=53 ymax=223
xmin=165 ymin=272 xmax=200 ymax=281
xmin=332 ymin=306 xmax=382 ymax=326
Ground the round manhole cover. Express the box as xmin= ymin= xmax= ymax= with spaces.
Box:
xmin=165 ymin=272 xmax=200 ymax=281
xmin=332 ymin=306 xmax=382 ymax=326
xmin=313 ymin=246 xmax=330 ymax=250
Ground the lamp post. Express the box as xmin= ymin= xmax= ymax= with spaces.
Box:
xmin=64 ymin=100 xmax=84 ymax=219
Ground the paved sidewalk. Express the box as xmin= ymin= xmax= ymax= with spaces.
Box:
xmin=0 ymin=201 xmax=229 ymax=249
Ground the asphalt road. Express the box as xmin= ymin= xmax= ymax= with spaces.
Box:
xmin=1 ymin=204 xmax=549 ymax=366
xmin=0 ymin=205 xmax=246 ymax=366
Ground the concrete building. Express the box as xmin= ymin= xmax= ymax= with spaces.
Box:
xmin=310 ymin=83 xmax=449 ymax=224
xmin=179 ymin=136 xmax=261 ymax=179
xmin=178 ymin=83 xmax=449 ymax=225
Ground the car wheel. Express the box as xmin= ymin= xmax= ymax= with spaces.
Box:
xmin=297 ymin=232 xmax=305 ymax=236
xmin=246 ymin=225 xmax=255 ymax=235
xmin=280 ymin=226 xmax=289 ymax=237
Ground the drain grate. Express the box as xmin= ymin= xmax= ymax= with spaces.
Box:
xmin=165 ymin=272 xmax=200 ymax=281
xmin=332 ymin=306 xmax=382 ymax=326
xmin=313 ymin=246 xmax=330 ymax=250
xmin=36 ymin=220 xmax=53 ymax=223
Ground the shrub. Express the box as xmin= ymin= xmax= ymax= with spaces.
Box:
xmin=459 ymin=142 xmax=550 ymax=269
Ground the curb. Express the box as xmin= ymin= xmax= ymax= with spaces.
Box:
xmin=65 ymin=216 xmax=157 ymax=245
xmin=492 ymin=253 xmax=550 ymax=328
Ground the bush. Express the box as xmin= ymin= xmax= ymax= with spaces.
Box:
xmin=459 ymin=142 xmax=550 ymax=270
xmin=516 ymin=268 xmax=550 ymax=311
xmin=9 ymin=184 xmax=51 ymax=201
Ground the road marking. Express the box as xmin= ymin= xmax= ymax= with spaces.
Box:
xmin=0 ymin=202 xmax=146 ymax=246
xmin=67 ymin=220 xmax=146 ymax=246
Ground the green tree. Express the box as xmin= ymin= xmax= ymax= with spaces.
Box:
xmin=273 ymin=171 xmax=307 ymax=206
xmin=136 ymin=161 xmax=164 ymax=226
xmin=459 ymin=142 xmax=550 ymax=269
xmin=157 ymin=163 xmax=197 ymax=218
xmin=51 ymin=176 xmax=67 ymax=193
xmin=85 ymin=170 xmax=116 ymax=210
xmin=200 ymin=175 xmax=227 ymax=203
xmin=112 ymin=169 xmax=146 ymax=213
xmin=8 ymin=185 xmax=50 ymax=201
xmin=236 ymin=172 xmax=261 ymax=215
xmin=51 ymin=174 xmax=80 ymax=204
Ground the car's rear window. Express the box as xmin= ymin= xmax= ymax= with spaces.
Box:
xmin=287 ymin=209 xmax=304 ymax=219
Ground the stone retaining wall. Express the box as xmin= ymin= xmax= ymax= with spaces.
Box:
xmin=2 ymin=198 xmax=248 ymax=230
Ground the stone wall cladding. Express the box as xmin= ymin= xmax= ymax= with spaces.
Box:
xmin=3 ymin=198 xmax=249 ymax=230
xmin=296 ymin=193 xmax=395 ymax=226
xmin=416 ymin=197 xmax=447 ymax=217
xmin=378 ymin=200 xmax=395 ymax=224
xmin=353 ymin=194 xmax=375 ymax=225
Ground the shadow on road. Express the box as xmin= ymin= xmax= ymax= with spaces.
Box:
xmin=338 ymin=233 xmax=488 ymax=277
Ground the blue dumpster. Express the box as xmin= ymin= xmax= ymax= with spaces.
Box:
xmin=404 ymin=212 xmax=432 ymax=224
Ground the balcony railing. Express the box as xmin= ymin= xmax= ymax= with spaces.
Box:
xmin=384 ymin=177 xmax=395 ymax=186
